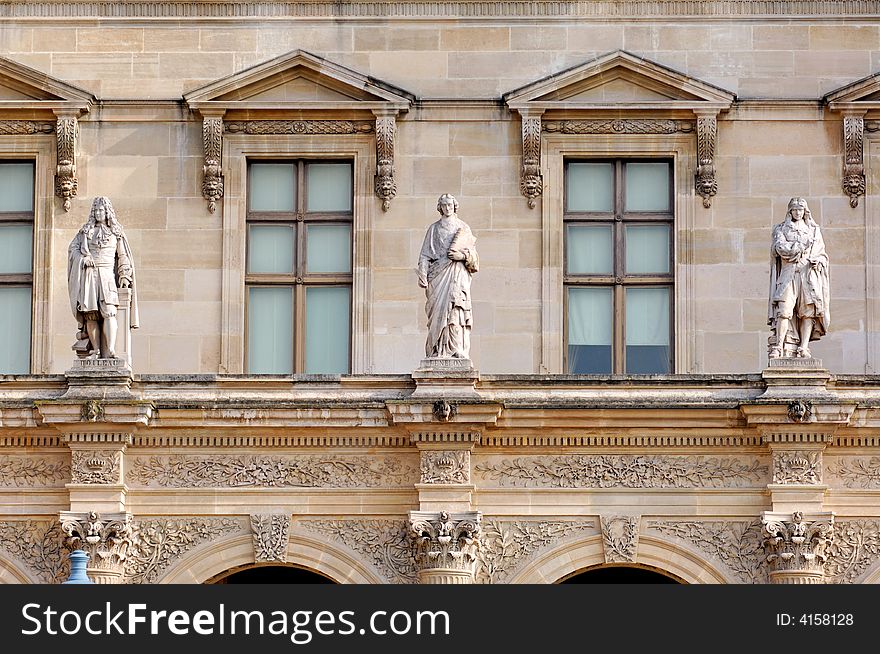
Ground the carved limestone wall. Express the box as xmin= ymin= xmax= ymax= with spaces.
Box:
xmin=0 ymin=520 xmax=67 ymax=583
xmin=0 ymin=456 xmax=69 ymax=487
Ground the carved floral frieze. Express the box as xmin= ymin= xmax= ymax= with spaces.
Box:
xmin=0 ymin=520 xmax=67 ymax=583
xmin=225 ymin=120 xmax=373 ymax=135
xmin=71 ymin=450 xmax=122 ymax=484
xmin=543 ymin=119 xmax=693 ymax=135
xmin=125 ymin=517 xmax=244 ymax=584
xmin=251 ymin=514 xmax=291 ymax=563
xmin=0 ymin=120 xmax=55 ymax=135
xmin=0 ymin=456 xmax=69 ymax=487
xmin=601 ymin=515 xmax=640 ymax=563
xmin=773 ymin=451 xmax=822 ymax=485
xmin=825 ymin=519 xmax=880 ymax=584
xmin=420 ymin=451 xmax=470 ymax=484
xmin=474 ymin=455 xmax=768 ymax=488
xmin=128 ymin=454 xmax=416 ymax=488
xmin=826 ymin=457 xmax=880 ymax=488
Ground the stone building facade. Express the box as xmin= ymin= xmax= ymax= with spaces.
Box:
xmin=1 ymin=0 xmax=880 ymax=584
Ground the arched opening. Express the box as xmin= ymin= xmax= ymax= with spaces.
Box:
xmin=206 ymin=564 xmax=337 ymax=584
xmin=559 ymin=564 xmax=684 ymax=584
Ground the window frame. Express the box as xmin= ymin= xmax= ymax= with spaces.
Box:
xmin=563 ymin=158 xmax=675 ymax=374
xmin=243 ymin=159 xmax=354 ymax=374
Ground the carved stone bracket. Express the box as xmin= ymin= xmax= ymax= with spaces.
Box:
xmin=53 ymin=112 xmax=78 ymax=212
xmin=420 ymin=450 xmax=470 ymax=484
xmin=0 ymin=120 xmax=54 ymax=135
xmin=601 ymin=515 xmax=640 ymax=563
xmin=409 ymin=510 xmax=482 ymax=583
xmin=519 ymin=111 xmax=543 ymax=209
xmin=250 ymin=514 xmax=291 ymax=563
xmin=202 ymin=114 xmax=224 ymax=213
xmin=373 ymin=111 xmax=397 ymax=211
xmin=695 ymin=111 xmax=718 ymax=208
xmin=762 ymin=511 xmax=834 ymax=584
xmin=842 ymin=113 xmax=866 ymax=208
xmin=61 ymin=511 xmax=132 ymax=584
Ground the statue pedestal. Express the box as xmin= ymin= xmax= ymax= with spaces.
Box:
xmin=760 ymin=357 xmax=831 ymax=400
xmin=63 ymin=358 xmax=133 ymax=400
xmin=411 ymin=358 xmax=479 ymax=399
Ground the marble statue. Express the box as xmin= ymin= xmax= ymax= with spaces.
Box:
xmin=767 ymin=197 xmax=830 ymax=359
xmin=417 ymin=194 xmax=479 ymax=359
xmin=67 ymin=196 xmax=139 ymax=360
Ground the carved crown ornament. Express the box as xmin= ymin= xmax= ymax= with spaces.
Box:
xmin=0 ymin=57 xmax=94 ymax=212
xmin=183 ymin=50 xmax=413 ymax=214
xmin=503 ymin=50 xmax=734 ymax=209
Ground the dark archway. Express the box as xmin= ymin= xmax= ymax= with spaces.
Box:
xmin=208 ymin=564 xmax=336 ymax=584
xmin=560 ymin=565 xmax=683 ymax=584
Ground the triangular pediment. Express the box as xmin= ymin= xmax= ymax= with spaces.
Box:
xmin=0 ymin=56 xmax=95 ymax=110
xmin=824 ymin=72 xmax=880 ymax=110
xmin=184 ymin=50 xmax=413 ymax=112
xmin=504 ymin=50 xmax=734 ymax=112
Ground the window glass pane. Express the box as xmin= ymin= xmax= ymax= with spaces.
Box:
xmin=625 ymin=225 xmax=670 ymax=274
xmin=567 ymin=163 xmax=613 ymax=212
xmin=305 ymin=286 xmax=350 ymax=374
xmin=248 ymin=225 xmax=294 ymax=274
xmin=625 ymin=162 xmax=670 ymax=212
xmin=249 ymin=164 xmax=295 ymax=212
xmin=566 ymin=224 xmax=612 ymax=274
xmin=0 ymin=163 xmax=34 ymax=212
xmin=0 ymin=287 xmax=31 ymax=374
xmin=247 ymin=287 xmax=293 ymax=374
xmin=567 ymin=287 xmax=612 ymax=374
xmin=307 ymin=163 xmax=352 ymax=212
xmin=625 ymin=287 xmax=671 ymax=374
xmin=306 ymin=224 xmax=351 ymax=273
xmin=0 ymin=225 xmax=33 ymax=274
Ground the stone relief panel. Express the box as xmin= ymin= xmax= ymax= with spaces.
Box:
xmin=0 ymin=520 xmax=67 ymax=583
xmin=125 ymin=517 xmax=245 ymax=584
xmin=225 ymin=120 xmax=373 ymax=135
xmin=476 ymin=519 xmax=596 ymax=584
xmin=544 ymin=119 xmax=693 ymax=135
xmin=299 ymin=520 xmax=417 ymax=584
xmin=420 ymin=451 xmax=470 ymax=484
xmin=647 ymin=520 xmax=767 ymax=583
xmin=474 ymin=455 xmax=768 ymax=488
xmin=127 ymin=454 xmax=416 ymax=488
xmin=601 ymin=515 xmax=640 ymax=563
xmin=0 ymin=120 xmax=54 ymax=135
xmin=71 ymin=450 xmax=122 ymax=484
xmin=772 ymin=451 xmax=822 ymax=485
xmin=251 ymin=514 xmax=291 ymax=563
xmin=0 ymin=456 xmax=69 ymax=487
xmin=825 ymin=520 xmax=880 ymax=584
xmin=826 ymin=457 xmax=880 ymax=488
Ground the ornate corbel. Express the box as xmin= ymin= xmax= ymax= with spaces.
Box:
xmin=373 ymin=110 xmax=397 ymax=211
xmin=694 ymin=111 xmax=718 ymax=208
xmin=201 ymin=112 xmax=225 ymax=213
xmin=53 ymin=111 xmax=79 ymax=212
xmin=61 ymin=510 xmax=132 ymax=584
xmin=842 ymin=113 xmax=866 ymax=208
xmin=519 ymin=109 xmax=543 ymax=209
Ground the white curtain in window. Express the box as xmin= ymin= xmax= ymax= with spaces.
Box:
xmin=249 ymin=163 xmax=295 ymax=212
xmin=0 ymin=163 xmax=34 ymax=212
xmin=305 ymin=286 xmax=350 ymax=374
xmin=0 ymin=225 xmax=32 ymax=274
xmin=567 ymin=163 xmax=613 ymax=212
xmin=306 ymin=224 xmax=351 ymax=273
xmin=625 ymin=163 xmax=669 ymax=212
xmin=307 ymin=163 xmax=352 ymax=212
xmin=567 ymin=287 xmax=612 ymax=345
xmin=247 ymin=225 xmax=294 ymax=274
xmin=625 ymin=287 xmax=670 ymax=346
xmin=247 ymin=287 xmax=293 ymax=374
xmin=625 ymin=225 xmax=670 ymax=274
xmin=0 ymin=287 xmax=31 ymax=374
xmin=567 ymin=224 xmax=612 ymax=274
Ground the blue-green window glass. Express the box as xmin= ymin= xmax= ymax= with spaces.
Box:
xmin=247 ymin=287 xmax=293 ymax=374
xmin=306 ymin=163 xmax=352 ymax=212
xmin=0 ymin=288 xmax=31 ymax=374
xmin=249 ymin=163 xmax=296 ymax=212
xmin=625 ymin=287 xmax=671 ymax=374
xmin=625 ymin=162 xmax=670 ymax=211
xmin=567 ymin=163 xmax=613 ymax=212
xmin=566 ymin=224 xmax=613 ymax=275
xmin=306 ymin=224 xmax=351 ymax=273
xmin=305 ymin=286 xmax=350 ymax=374
xmin=0 ymin=225 xmax=33 ymax=274
xmin=0 ymin=163 xmax=34 ymax=212
xmin=248 ymin=225 xmax=294 ymax=274
xmin=625 ymin=225 xmax=670 ymax=274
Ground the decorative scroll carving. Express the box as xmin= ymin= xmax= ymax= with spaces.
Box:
xmin=648 ymin=520 xmax=767 ymax=583
xmin=773 ymin=451 xmax=822 ymax=485
xmin=0 ymin=520 xmax=67 ymax=583
xmin=55 ymin=116 xmax=78 ymax=212
xmin=300 ymin=519 xmax=417 ymax=583
xmin=125 ymin=517 xmax=244 ymax=584
xmin=71 ymin=450 xmax=122 ymax=484
xmin=601 ymin=515 xmax=640 ymax=563
xmin=225 ymin=120 xmax=373 ymax=135
xmin=787 ymin=400 xmax=813 ymax=423
xmin=544 ymin=119 xmax=694 ymax=134
xmin=825 ymin=519 xmax=880 ymax=583
xmin=420 ymin=450 xmax=470 ymax=484
xmin=827 ymin=457 xmax=880 ymax=488
xmin=201 ymin=116 xmax=224 ymax=213
xmin=409 ymin=511 xmax=481 ymax=575
xmin=62 ymin=511 xmax=132 ymax=582
xmin=0 ymin=457 xmax=69 ymax=487
xmin=695 ymin=114 xmax=717 ymax=208
xmin=475 ymin=455 xmax=768 ymax=488
xmin=432 ymin=400 xmax=457 ymax=422
xmin=128 ymin=454 xmax=415 ymax=488
xmin=80 ymin=399 xmax=104 ymax=422
xmin=762 ymin=512 xmax=833 ymax=582
xmin=374 ymin=114 xmax=397 ymax=211
xmin=0 ymin=120 xmax=54 ymax=135
xmin=520 ymin=115 xmax=542 ymax=209
xmin=250 ymin=514 xmax=290 ymax=563
xmin=842 ymin=115 xmax=865 ymax=208
xmin=476 ymin=519 xmax=595 ymax=584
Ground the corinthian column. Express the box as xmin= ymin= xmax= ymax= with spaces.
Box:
xmin=762 ymin=511 xmax=834 ymax=584
xmin=61 ymin=511 xmax=132 ymax=584
xmin=409 ymin=510 xmax=481 ymax=584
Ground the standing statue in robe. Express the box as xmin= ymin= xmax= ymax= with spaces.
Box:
xmin=417 ymin=194 xmax=479 ymax=359
xmin=767 ymin=197 xmax=830 ymax=359
xmin=68 ymin=196 xmax=139 ymax=360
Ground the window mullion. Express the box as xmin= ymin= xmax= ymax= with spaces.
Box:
xmin=613 ymin=284 xmax=625 ymax=374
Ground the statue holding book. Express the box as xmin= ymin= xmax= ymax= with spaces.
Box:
xmin=417 ymin=194 xmax=479 ymax=359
